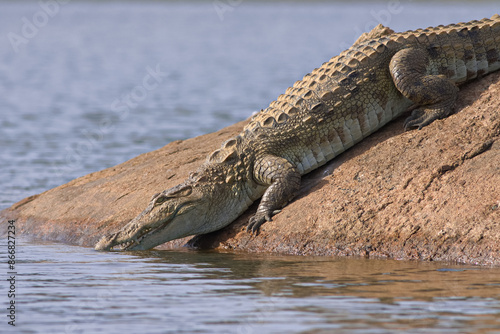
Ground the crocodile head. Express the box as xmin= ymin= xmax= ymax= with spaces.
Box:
xmin=95 ymin=170 xmax=253 ymax=251
xmin=95 ymin=181 xmax=208 ymax=251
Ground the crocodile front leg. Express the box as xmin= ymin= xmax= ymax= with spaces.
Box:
xmin=247 ymin=155 xmax=301 ymax=234
xmin=389 ymin=48 xmax=459 ymax=129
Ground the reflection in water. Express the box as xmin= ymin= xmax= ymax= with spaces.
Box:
xmin=145 ymin=249 xmax=499 ymax=301
xmin=8 ymin=240 xmax=500 ymax=334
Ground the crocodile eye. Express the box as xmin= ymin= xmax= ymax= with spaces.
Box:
xmin=154 ymin=195 xmax=168 ymax=206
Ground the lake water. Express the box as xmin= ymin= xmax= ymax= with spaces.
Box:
xmin=1 ymin=239 xmax=500 ymax=334
xmin=1 ymin=1 xmax=500 ymax=333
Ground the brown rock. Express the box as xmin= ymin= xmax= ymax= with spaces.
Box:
xmin=1 ymin=72 xmax=499 ymax=265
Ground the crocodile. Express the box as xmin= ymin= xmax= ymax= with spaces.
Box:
xmin=95 ymin=15 xmax=500 ymax=251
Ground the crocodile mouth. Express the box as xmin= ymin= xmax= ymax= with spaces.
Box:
xmin=99 ymin=202 xmax=197 ymax=251
xmin=108 ymin=223 xmax=168 ymax=251
xmin=108 ymin=239 xmax=137 ymax=251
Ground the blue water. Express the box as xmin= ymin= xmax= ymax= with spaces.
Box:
xmin=1 ymin=1 xmax=500 ymax=333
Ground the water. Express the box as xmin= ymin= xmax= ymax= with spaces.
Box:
xmin=1 ymin=1 xmax=500 ymax=333
xmin=2 ymin=239 xmax=500 ymax=334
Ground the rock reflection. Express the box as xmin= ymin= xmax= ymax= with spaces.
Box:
xmin=139 ymin=249 xmax=500 ymax=301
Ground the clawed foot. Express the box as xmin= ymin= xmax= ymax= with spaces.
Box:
xmin=246 ymin=210 xmax=281 ymax=235
xmin=403 ymin=107 xmax=449 ymax=131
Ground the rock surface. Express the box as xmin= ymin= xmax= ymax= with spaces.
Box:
xmin=1 ymin=72 xmax=499 ymax=265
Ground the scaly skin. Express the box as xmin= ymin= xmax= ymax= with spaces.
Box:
xmin=96 ymin=15 xmax=500 ymax=251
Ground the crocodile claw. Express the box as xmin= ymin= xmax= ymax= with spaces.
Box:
xmin=246 ymin=210 xmax=281 ymax=235
xmin=404 ymin=108 xmax=429 ymax=130
xmin=246 ymin=213 xmax=269 ymax=235
xmin=403 ymin=107 xmax=451 ymax=131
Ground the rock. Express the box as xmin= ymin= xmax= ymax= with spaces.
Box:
xmin=1 ymin=72 xmax=499 ymax=265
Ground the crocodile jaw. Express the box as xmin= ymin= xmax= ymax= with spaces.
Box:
xmin=95 ymin=183 xmax=209 ymax=251
xmin=94 ymin=179 xmax=254 ymax=251
xmin=96 ymin=195 xmax=216 ymax=250
xmin=95 ymin=215 xmax=179 ymax=251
